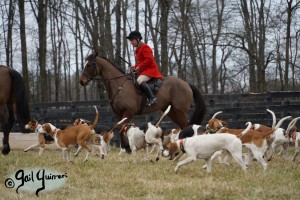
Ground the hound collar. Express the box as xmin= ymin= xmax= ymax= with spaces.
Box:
xmin=179 ymin=139 xmax=185 ymax=153
xmin=208 ymin=126 xmax=224 ymax=134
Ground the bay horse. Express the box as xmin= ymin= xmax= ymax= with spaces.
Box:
xmin=0 ymin=65 xmax=30 ymax=155
xmin=80 ymin=53 xmax=206 ymax=152
xmin=79 ymin=52 xmax=206 ymax=129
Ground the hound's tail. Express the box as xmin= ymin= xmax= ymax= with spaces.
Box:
xmin=267 ymin=109 xmax=292 ymax=129
xmin=108 ymin=118 xmax=128 ymax=132
xmin=267 ymin=109 xmax=276 ymax=128
xmin=286 ymin=117 xmax=300 ymax=137
xmin=238 ymin=121 xmax=252 ymax=138
xmin=155 ymin=105 xmax=171 ymax=127
xmin=90 ymin=106 xmax=99 ymax=129
xmin=211 ymin=111 xmax=223 ymax=119
xmin=274 ymin=116 xmax=292 ymax=129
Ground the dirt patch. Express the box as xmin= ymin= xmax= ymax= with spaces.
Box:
xmin=0 ymin=132 xmax=59 ymax=150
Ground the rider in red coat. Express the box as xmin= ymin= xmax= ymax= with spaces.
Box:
xmin=127 ymin=31 xmax=163 ymax=106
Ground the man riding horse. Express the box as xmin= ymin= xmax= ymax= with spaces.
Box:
xmin=126 ymin=31 xmax=163 ymax=107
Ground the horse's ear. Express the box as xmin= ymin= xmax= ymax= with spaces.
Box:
xmin=94 ymin=52 xmax=98 ymax=58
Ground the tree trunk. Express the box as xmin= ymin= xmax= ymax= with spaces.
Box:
xmin=159 ymin=0 xmax=171 ymax=76
xmin=115 ymin=0 xmax=122 ymax=69
xmin=257 ymin=0 xmax=266 ymax=92
xmin=104 ymin=0 xmax=114 ymax=60
xmin=18 ymin=0 xmax=30 ymax=99
xmin=36 ymin=0 xmax=48 ymax=102
xmin=6 ymin=0 xmax=15 ymax=67
xmin=210 ymin=0 xmax=225 ymax=94
xmin=240 ymin=0 xmax=257 ymax=92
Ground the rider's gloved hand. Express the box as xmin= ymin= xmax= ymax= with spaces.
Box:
xmin=130 ymin=66 xmax=136 ymax=71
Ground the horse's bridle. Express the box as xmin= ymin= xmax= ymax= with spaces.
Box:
xmin=82 ymin=59 xmax=132 ymax=82
xmin=82 ymin=58 xmax=135 ymax=105
xmin=81 ymin=60 xmax=98 ymax=82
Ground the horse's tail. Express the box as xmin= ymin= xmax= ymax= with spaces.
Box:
xmin=9 ymin=69 xmax=30 ymax=132
xmin=188 ymin=84 xmax=206 ymax=125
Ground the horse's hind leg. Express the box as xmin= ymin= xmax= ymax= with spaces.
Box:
xmin=167 ymin=108 xmax=189 ymax=129
xmin=1 ymin=104 xmax=15 ymax=155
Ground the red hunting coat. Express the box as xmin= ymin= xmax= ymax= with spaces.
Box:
xmin=133 ymin=43 xmax=164 ymax=78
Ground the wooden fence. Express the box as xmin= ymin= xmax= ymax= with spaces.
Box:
xmin=10 ymin=91 xmax=300 ymax=145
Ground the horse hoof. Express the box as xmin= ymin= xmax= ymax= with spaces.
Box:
xmin=2 ymin=145 xmax=10 ymax=155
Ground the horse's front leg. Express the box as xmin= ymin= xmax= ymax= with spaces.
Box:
xmin=116 ymin=112 xmax=135 ymax=154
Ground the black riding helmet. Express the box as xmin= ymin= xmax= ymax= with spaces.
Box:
xmin=126 ymin=31 xmax=142 ymax=40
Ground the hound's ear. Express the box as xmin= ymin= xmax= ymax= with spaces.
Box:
xmin=174 ymin=128 xmax=181 ymax=134
xmin=168 ymin=142 xmax=177 ymax=155
xmin=43 ymin=123 xmax=52 ymax=133
xmin=73 ymin=119 xmax=79 ymax=125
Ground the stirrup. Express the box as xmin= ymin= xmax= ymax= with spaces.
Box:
xmin=146 ymin=98 xmax=158 ymax=107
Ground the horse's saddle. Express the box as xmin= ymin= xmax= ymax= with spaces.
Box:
xmin=128 ymin=73 xmax=163 ymax=94
xmin=145 ymin=78 xmax=163 ymax=94
xmin=126 ymin=72 xmax=163 ymax=110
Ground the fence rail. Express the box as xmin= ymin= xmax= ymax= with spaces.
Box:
xmin=9 ymin=91 xmax=300 ymax=145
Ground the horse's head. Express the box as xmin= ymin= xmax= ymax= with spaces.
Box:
xmin=80 ymin=52 xmax=99 ymax=86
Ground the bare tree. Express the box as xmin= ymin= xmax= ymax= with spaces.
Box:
xmin=159 ymin=0 xmax=172 ymax=76
xmin=284 ymin=0 xmax=300 ymax=90
xmin=104 ymin=0 xmax=114 ymax=60
xmin=49 ymin=1 xmax=61 ymax=102
xmin=209 ymin=0 xmax=225 ymax=94
xmin=145 ymin=0 xmax=160 ymax=65
xmin=6 ymin=0 xmax=15 ymax=67
xmin=30 ymin=0 xmax=48 ymax=102
xmin=18 ymin=0 xmax=29 ymax=98
xmin=115 ymin=0 xmax=122 ymax=68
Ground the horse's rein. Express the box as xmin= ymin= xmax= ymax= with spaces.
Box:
xmin=87 ymin=60 xmax=135 ymax=105
xmin=88 ymin=60 xmax=132 ymax=82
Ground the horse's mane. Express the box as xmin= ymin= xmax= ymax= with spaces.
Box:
xmin=86 ymin=53 xmax=125 ymax=74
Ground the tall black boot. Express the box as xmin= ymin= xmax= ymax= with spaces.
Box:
xmin=140 ymin=82 xmax=157 ymax=106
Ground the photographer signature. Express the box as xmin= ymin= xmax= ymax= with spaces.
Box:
xmin=5 ymin=168 xmax=67 ymax=197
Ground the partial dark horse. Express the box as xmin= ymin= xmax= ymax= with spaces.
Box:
xmin=79 ymin=52 xmax=206 ymax=128
xmin=0 ymin=65 xmax=30 ymax=155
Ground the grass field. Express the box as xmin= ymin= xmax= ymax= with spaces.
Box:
xmin=0 ymin=146 xmax=299 ymax=200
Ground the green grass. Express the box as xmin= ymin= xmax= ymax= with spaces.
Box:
xmin=0 ymin=146 xmax=300 ymax=200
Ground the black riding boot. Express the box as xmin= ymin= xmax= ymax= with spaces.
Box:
xmin=140 ymin=82 xmax=157 ymax=106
